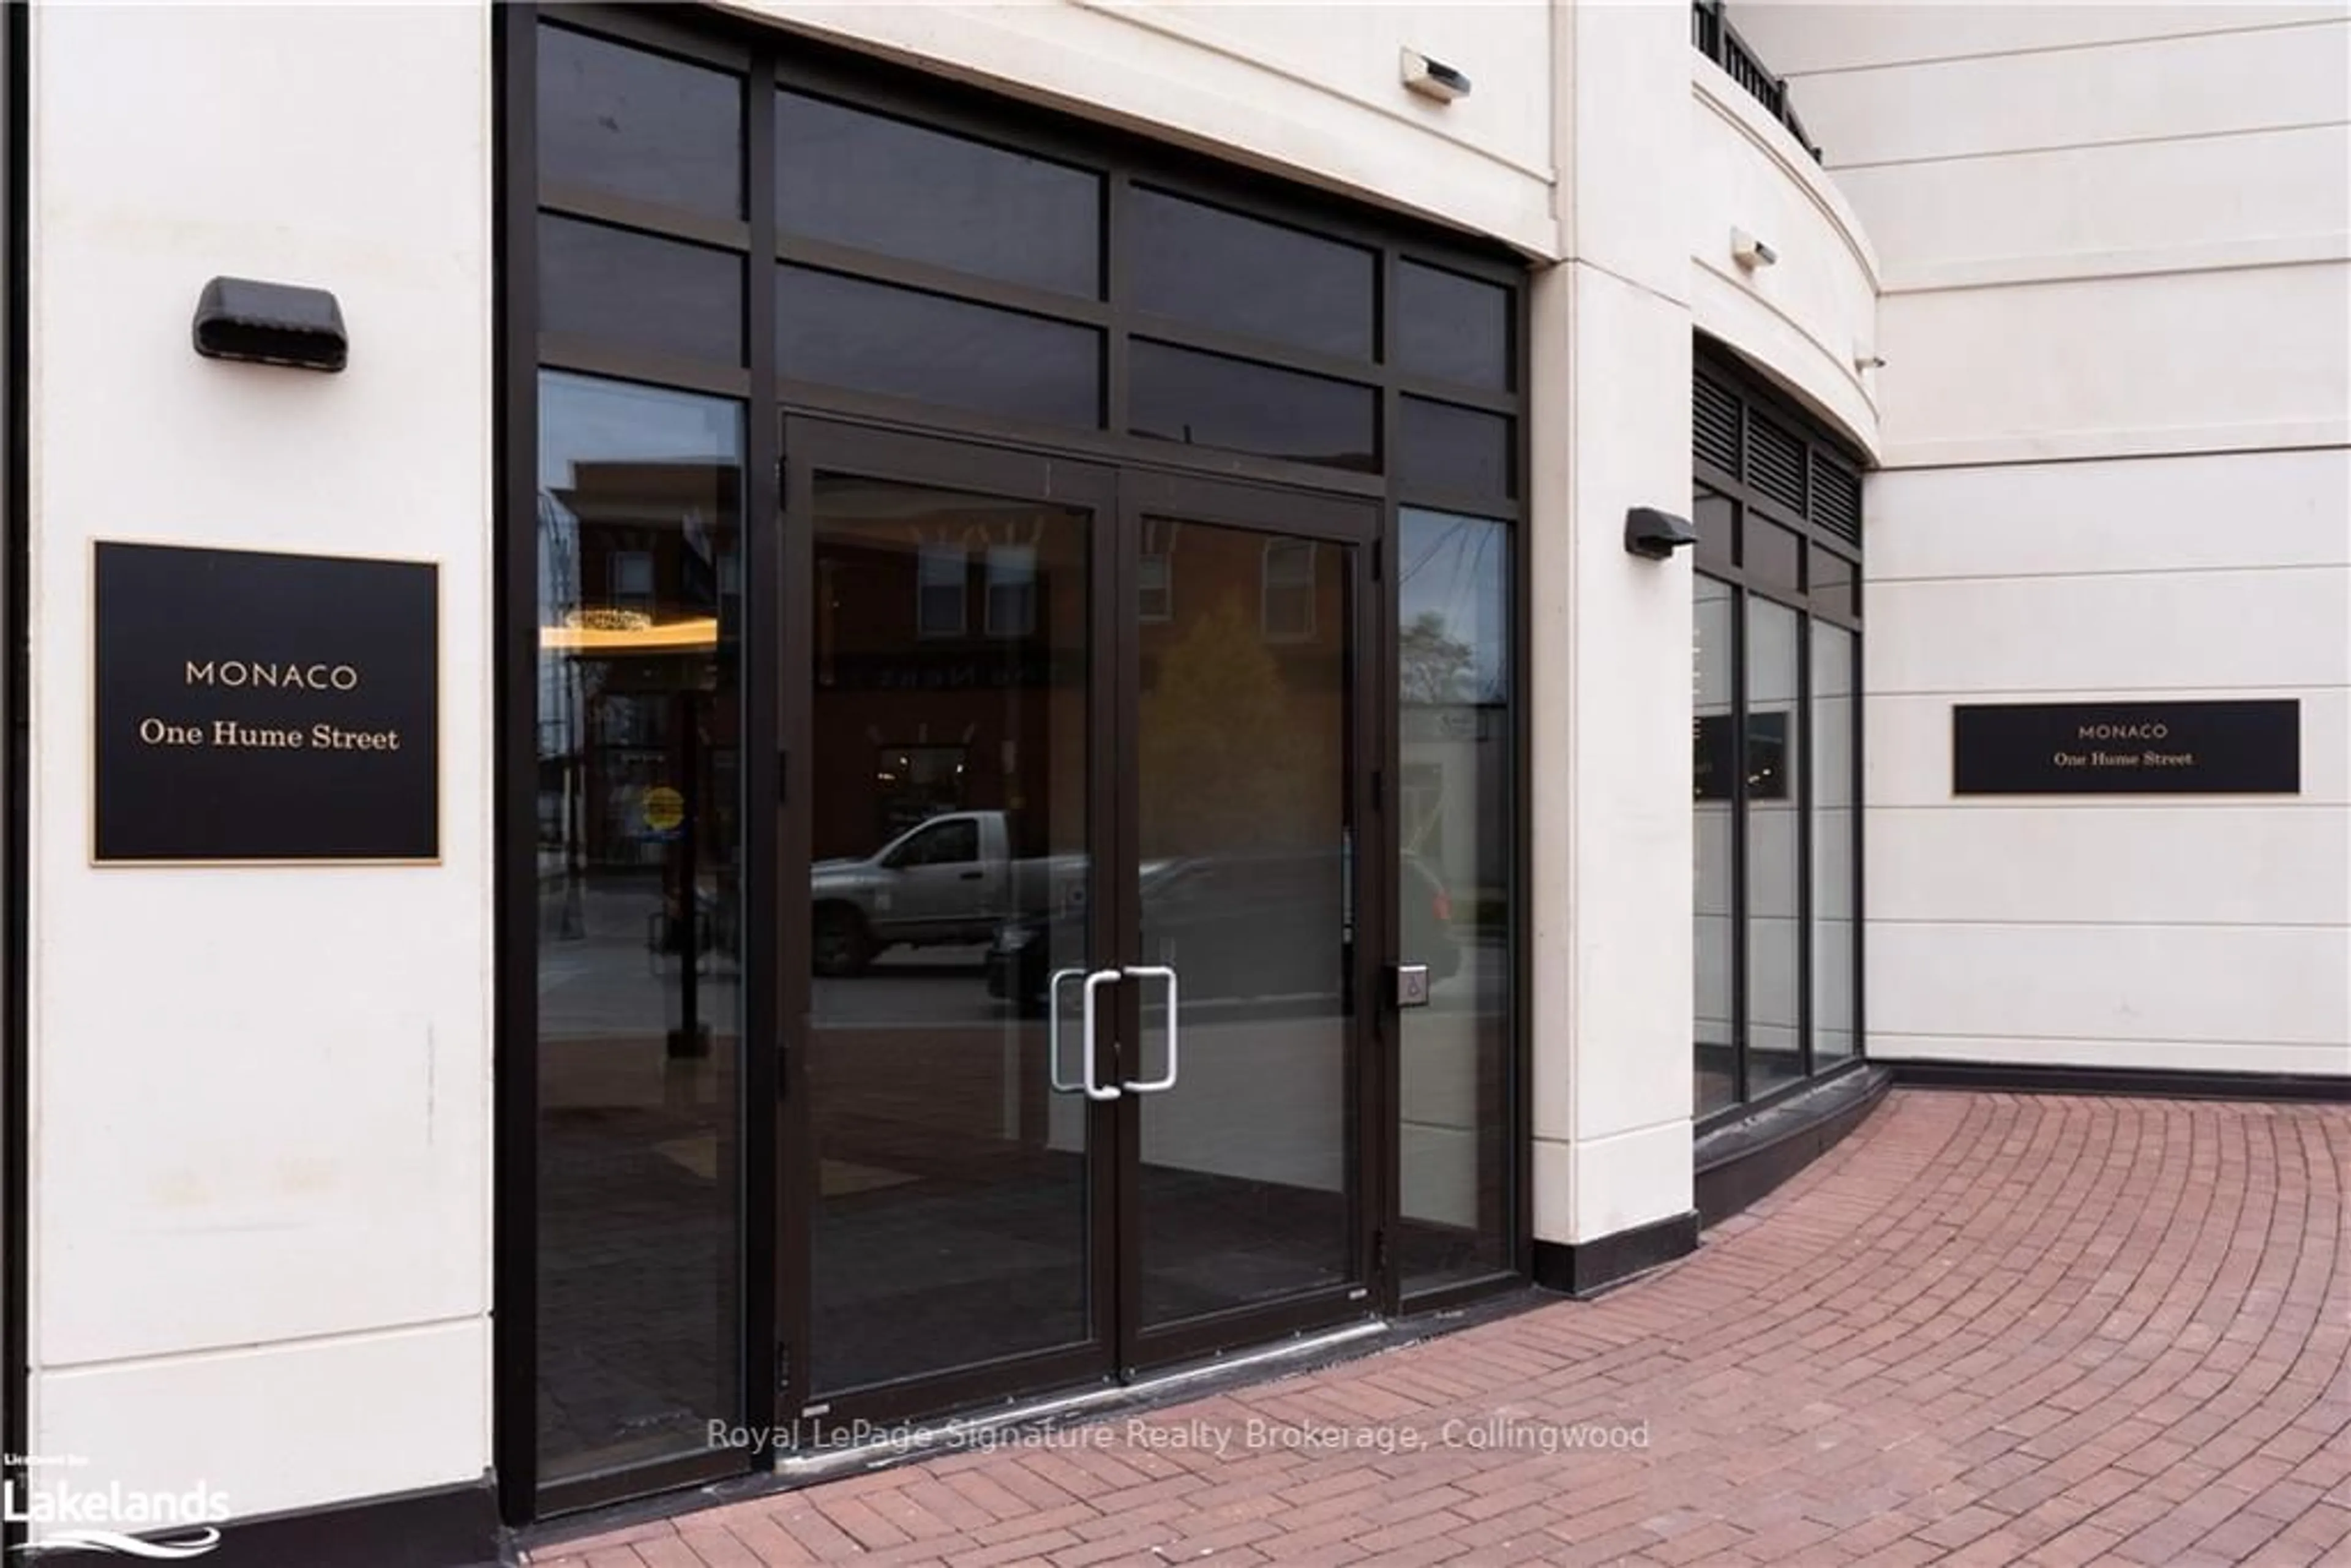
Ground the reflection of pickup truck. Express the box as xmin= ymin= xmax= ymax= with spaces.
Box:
xmin=811 ymin=810 xmax=1084 ymax=976
xmin=985 ymin=849 xmax=1461 ymax=1011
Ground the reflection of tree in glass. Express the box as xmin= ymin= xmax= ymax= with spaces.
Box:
xmin=1400 ymin=611 xmax=1475 ymax=706
xmin=1140 ymin=592 xmax=1311 ymax=857
xmin=1397 ymin=512 xmax=1505 ymax=704
xmin=1400 ymin=611 xmax=1477 ymax=861
xmin=1398 ymin=509 xmax=1511 ymax=933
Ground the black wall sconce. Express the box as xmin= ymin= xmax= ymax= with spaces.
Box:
xmin=192 ymin=277 xmax=348 ymax=372
xmin=1625 ymin=506 xmax=1696 ymax=560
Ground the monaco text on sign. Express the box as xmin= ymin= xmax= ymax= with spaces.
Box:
xmin=1951 ymin=700 xmax=2300 ymax=797
xmin=93 ymin=541 xmax=440 ymax=862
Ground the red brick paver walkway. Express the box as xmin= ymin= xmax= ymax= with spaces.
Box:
xmin=538 ymin=1092 xmax=2351 ymax=1566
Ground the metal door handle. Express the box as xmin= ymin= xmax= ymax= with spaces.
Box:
xmin=1046 ymin=967 xmax=1086 ymax=1093
xmin=1080 ymin=968 xmax=1124 ymax=1100
xmin=1121 ymin=964 xmax=1179 ymax=1093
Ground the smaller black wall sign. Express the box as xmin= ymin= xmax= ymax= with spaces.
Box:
xmin=1953 ymin=700 xmax=2300 ymax=796
xmin=94 ymin=541 xmax=440 ymax=862
xmin=1692 ymin=711 xmax=1788 ymax=802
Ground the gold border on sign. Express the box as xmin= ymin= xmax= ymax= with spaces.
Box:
xmin=87 ymin=536 xmax=447 ymax=869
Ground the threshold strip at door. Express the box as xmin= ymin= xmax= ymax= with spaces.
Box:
xmin=773 ymin=1320 xmax=1393 ymax=1484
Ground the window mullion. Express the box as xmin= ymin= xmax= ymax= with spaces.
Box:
xmin=1729 ymin=580 xmax=1749 ymax=1108
xmin=1798 ymin=607 xmax=1813 ymax=1082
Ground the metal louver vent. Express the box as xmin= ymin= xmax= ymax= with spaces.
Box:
xmin=1694 ymin=377 xmax=1740 ymax=475
xmin=1691 ymin=351 xmax=1866 ymax=580
xmin=1811 ymin=452 xmax=1861 ymax=544
xmin=1745 ymin=416 xmax=1806 ymax=513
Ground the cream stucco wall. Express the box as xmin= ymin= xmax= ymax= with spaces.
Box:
xmin=26 ymin=1 xmax=495 ymax=1529
xmin=728 ymin=1 xmax=1561 ymax=257
xmin=1687 ymin=54 xmax=1880 ymax=454
xmin=1739 ymin=0 xmax=2351 ymax=1079
xmin=1534 ymin=0 xmax=1701 ymax=1244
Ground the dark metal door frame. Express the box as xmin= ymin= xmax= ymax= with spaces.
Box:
xmin=775 ymin=418 xmax=1390 ymax=1436
xmin=1109 ymin=468 xmax=1387 ymax=1376
xmin=777 ymin=417 xmax=1125 ymax=1439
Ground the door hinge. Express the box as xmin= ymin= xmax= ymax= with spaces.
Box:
xmin=1371 ymin=538 xmax=1384 ymax=581
xmin=1371 ymin=768 xmax=1383 ymax=809
xmin=1372 ymin=1228 xmax=1389 ymax=1275
xmin=778 ymin=749 xmax=789 ymax=803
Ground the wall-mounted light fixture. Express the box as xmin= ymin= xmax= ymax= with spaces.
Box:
xmin=193 ymin=276 xmax=348 ymax=372
xmin=1730 ymin=228 xmax=1777 ymax=270
xmin=1625 ymin=506 xmax=1697 ymax=560
xmin=1401 ymin=48 xmax=1472 ymax=103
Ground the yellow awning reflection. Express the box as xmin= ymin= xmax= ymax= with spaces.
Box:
xmin=539 ymin=617 xmax=720 ymax=653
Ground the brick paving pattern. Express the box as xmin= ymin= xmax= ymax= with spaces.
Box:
xmin=538 ymin=1092 xmax=2351 ymax=1566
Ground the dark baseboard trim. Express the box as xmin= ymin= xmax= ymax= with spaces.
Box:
xmin=19 ymin=1479 xmax=510 ymax=1567
xmin=1695 ymin=1063 xmax=1891 ymax=1229
xmin=1882 ymin=1058 xmax=2351 ymax=1104
xmin=1531 ymin=1210 xmax=1699 ymax=1299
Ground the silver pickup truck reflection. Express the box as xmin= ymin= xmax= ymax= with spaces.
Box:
xmin=811 ymin=809 xmax=1084 ymax=976
xmin=984 ymin=849 xmax=1461 ymax=1011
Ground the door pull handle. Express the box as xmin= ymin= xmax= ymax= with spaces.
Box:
xmin=1080 ymin=968 xmax=1125 ymax=1101
xmin=1120 ymin=964 xmax=1179 ymax=1092
xmin=1046 ymin=967 xmax=1086 ymax=1094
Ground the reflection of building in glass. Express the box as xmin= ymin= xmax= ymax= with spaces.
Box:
xmin=813 ymin=484 xmax=1087 ymax=862
xmin=538 ymin=461 xmax=739 ymax=876
xmin=812 ymin=492 xmax=1350 ymax=863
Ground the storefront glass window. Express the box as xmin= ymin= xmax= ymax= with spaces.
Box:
xmin=1130 ymin=340 xmax=1378 ymax=473
xmin=1689 ymin=361 xmax=1864 ymax=1119
xmin=1745 ymin=598 xmax=1804 ymax=1100
xmin=1398 ymin=397 xmax=1515 ymax=499
xmin=541 ymin=216 xmax=745 ymax=366
xmin=1693 ymin=574 xmax=1737 ymax=1117
xmin=1813 ymin=623 xmax=1858 ymax=1064
xmin=534 ymin=370 xmax=744 ymax=1485
xmin=540 ymin=24 xmax=743 ymax=218
xmin=775 ymin=266 xmax=1102 ymax=429
xmin=1395 ymin=261 xmax=1510 ymax=391
xmin=1128 ymin=186 xmax=1375 ymax=359
xmin=778 ymin=90 xmax=1101 ymax=298
xmin=1396 ymin=508 xmax=1513 ymax=1291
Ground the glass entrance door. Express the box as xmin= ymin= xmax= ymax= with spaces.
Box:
xmin=783 ymin=421 xmax=1380 ymax=1427
xmin=1113 ymin=473 xmax=1379 ymax=1371
xmin=789 ymin=425 xmax=1119 ymax=1423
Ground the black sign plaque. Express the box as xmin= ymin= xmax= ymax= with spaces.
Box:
xmin=1953 ymin=700 xmax=2299 ymax=797
xmin=94 ymin=541 xmax=439 ymax=863
xmin=1692 ymin=712 xmax=1788 ymax=802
